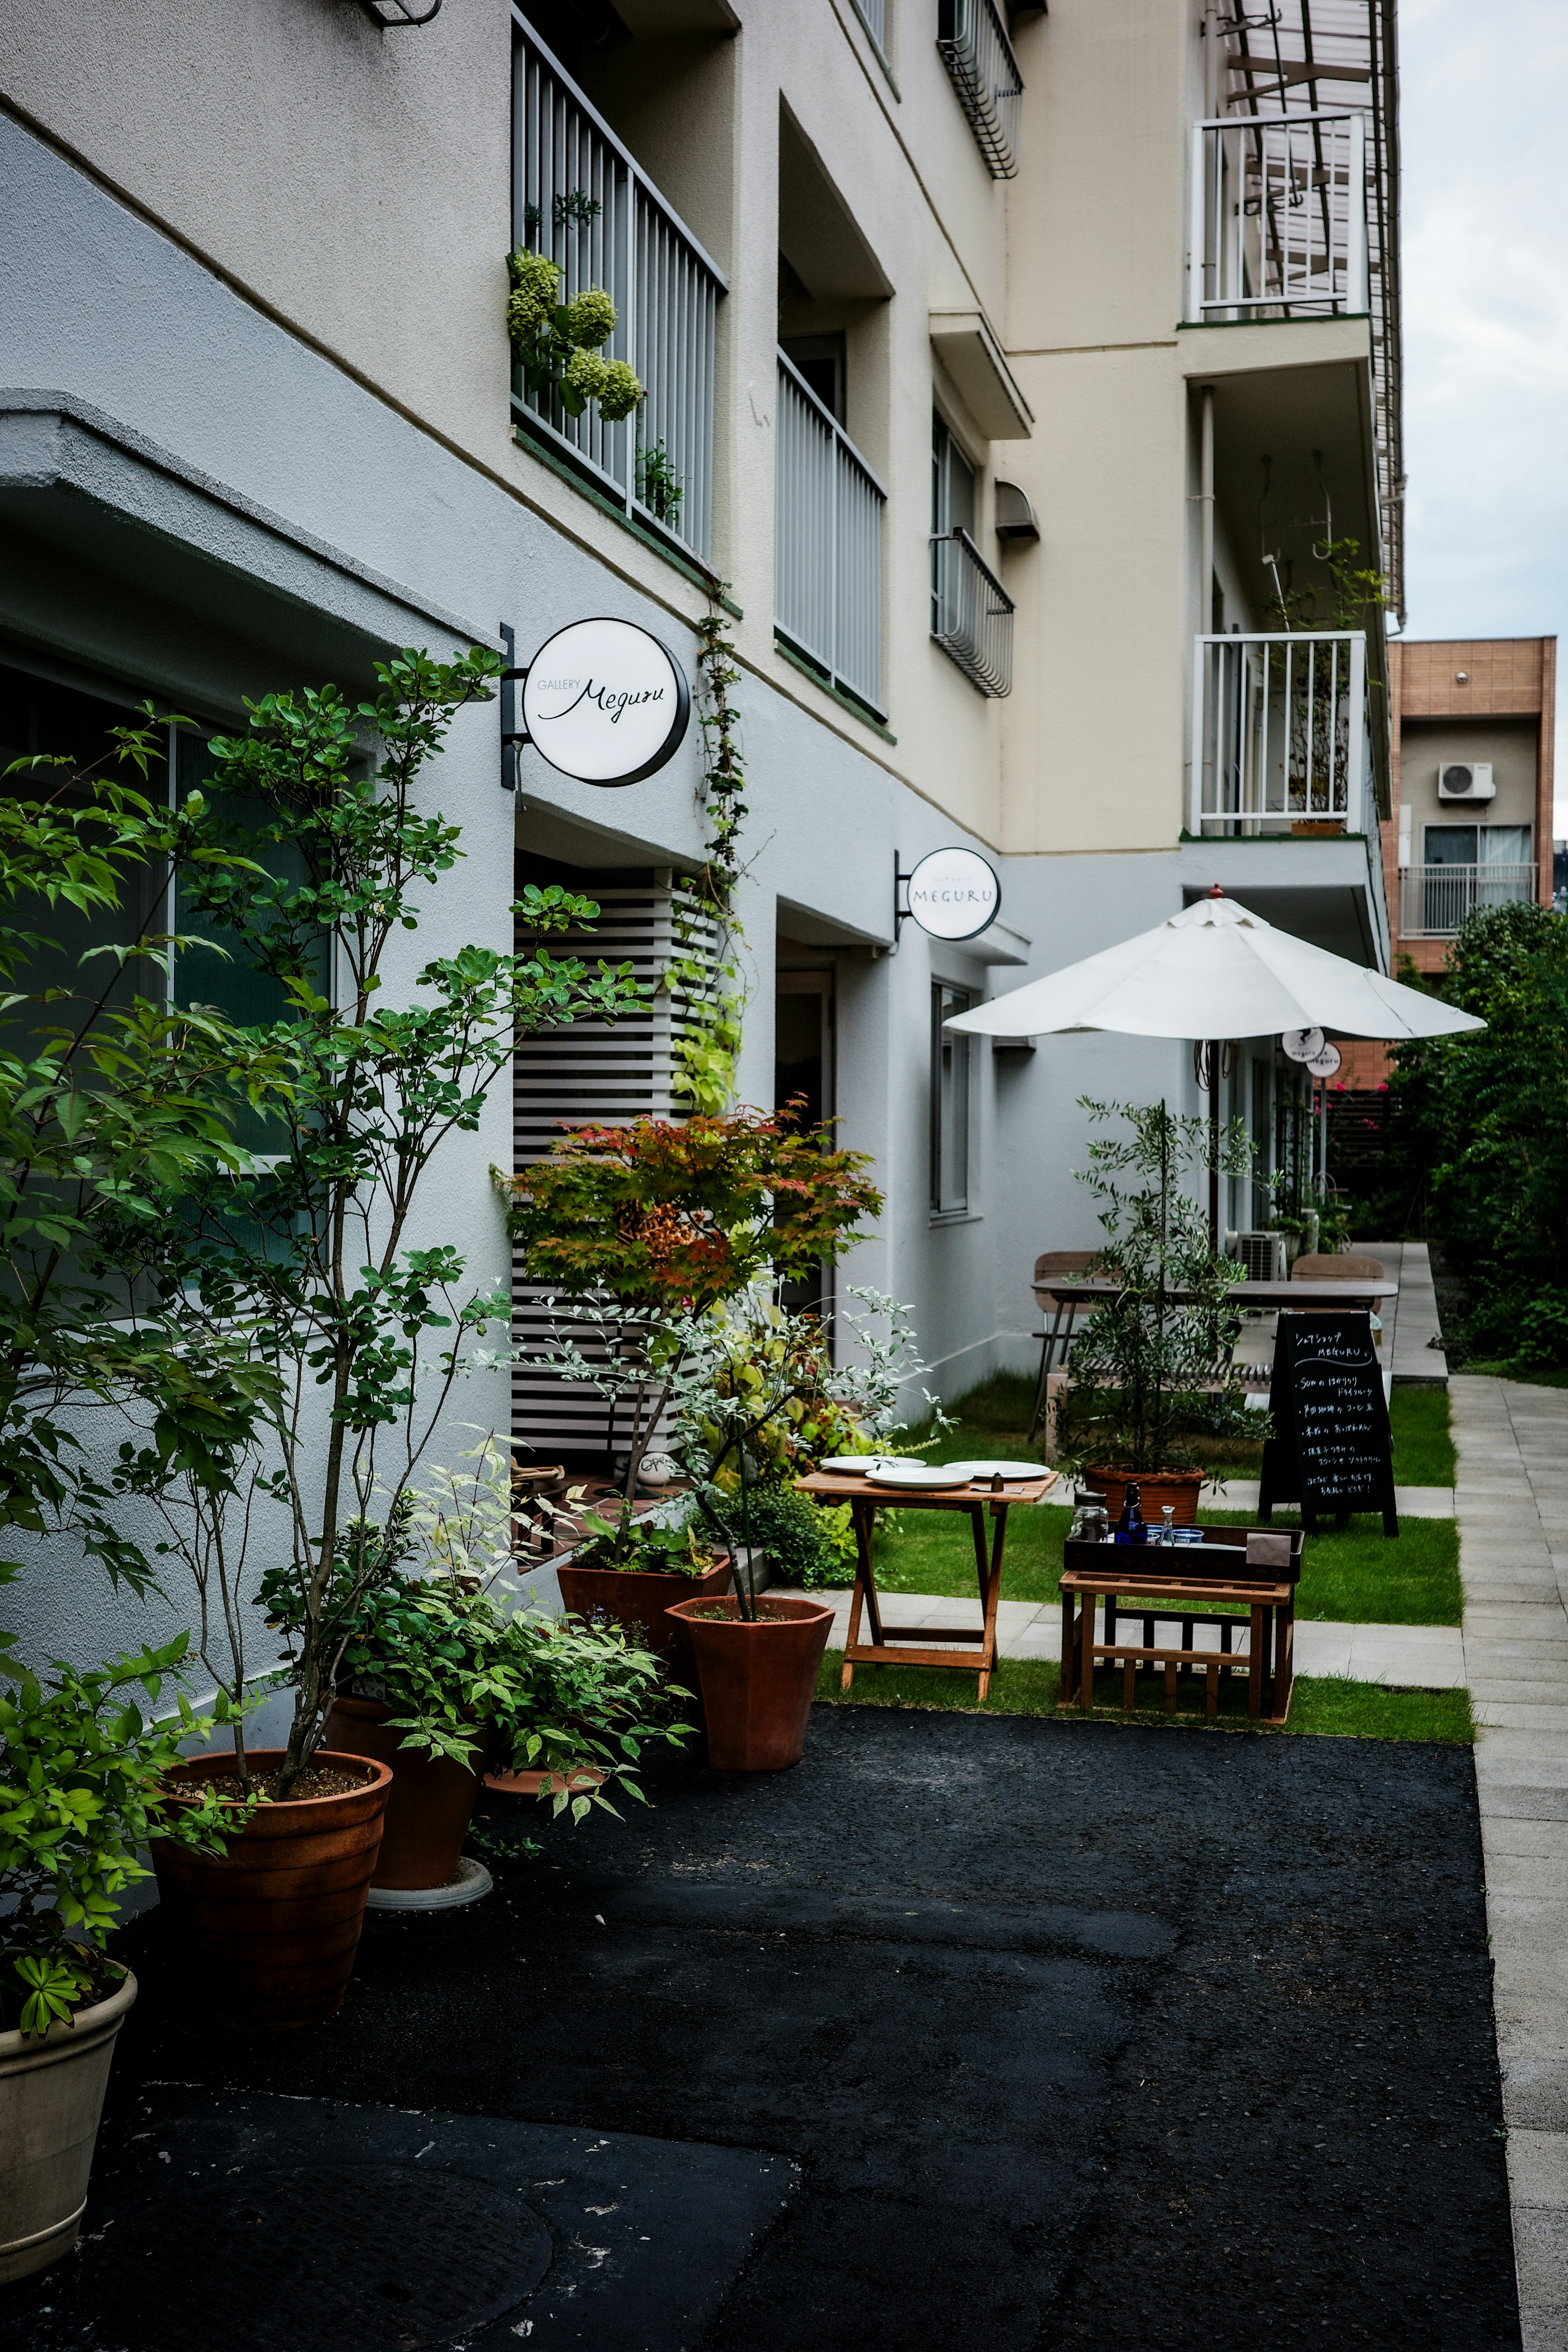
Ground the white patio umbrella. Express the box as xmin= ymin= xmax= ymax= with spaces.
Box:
xmin=942 ymin=887 xmax=1485 ymax=1045
xmin=944 ymin=886 xmax=1483 ymax=1239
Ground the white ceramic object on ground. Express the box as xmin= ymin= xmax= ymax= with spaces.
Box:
xmin=0 ymin=1967 xmax=137 ymax=2283
xmin=365 ymin=1855 xmax=493 ymax=1911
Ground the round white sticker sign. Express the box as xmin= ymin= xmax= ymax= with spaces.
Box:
xmin=906 ymin=848 xmax=1000 ymax=942
xmin=1304 ymin=1039 xmax=1342 ymax=1078
xmin=1280 ymin=1027 xmax=1326 ymax=1064
xmin=520 ymin=618 xmax=691 ymax=787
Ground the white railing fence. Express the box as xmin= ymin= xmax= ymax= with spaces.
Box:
xmin=513 ymin=23 xmax=724 ymax=559
xmin=775 ymin=352 xmax=886 ymax=717
xmin=1187 ymin=112 xmax=1368 ymax=323
xmin=1190 ymin=631 xmax=1367 ymax=835
xmin=931 ymin=528 xmax=1014 ymax=697
xmin=1398 ymin=865 xmax=1538 ymax=939
xmin=937 ymin=0 xmax=1025 ymax=179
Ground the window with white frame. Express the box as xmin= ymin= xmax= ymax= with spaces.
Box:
xmin=931 ymin=982 xmax=973 ymax=1216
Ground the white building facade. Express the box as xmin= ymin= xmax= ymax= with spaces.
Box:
xmin=0 ymin=0 xmax=1400 ymax=1653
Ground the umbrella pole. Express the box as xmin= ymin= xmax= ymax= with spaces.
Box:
xmin=1208 ymin=1039 xmax=1221 ymax=1250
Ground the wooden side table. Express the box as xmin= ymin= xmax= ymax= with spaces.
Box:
xmin=794 ymin=1468 xmax=1058 ymax=1700
xmin=1058 ymin=1537 xmax=1298 ymax=1725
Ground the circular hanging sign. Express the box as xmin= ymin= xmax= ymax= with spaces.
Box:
xmin=521 ymin=618 xmax=691 ymax=787
xmin=906 ymin=847 xmax=1001 ymax=942
xmin=1280 ymin=1027 xmax=1326 ymax=1064
xmin=1304 ymin=1039 xmax=1342 ymax=1078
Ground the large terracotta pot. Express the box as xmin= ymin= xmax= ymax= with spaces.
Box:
xmin=664 ymin=1594 xmax=835 ymax=1771
xmin=323 ymin=1695 xmax=483 ymax=1893
xmin=149 ymin=1748 xmax=391 ymax=2031
xmin=556 ymin=1554 xmax=732 ymax=1669
xmin=0 ymin=1969 xmax=136 ymax=2283
xmin=1084 ymin=1465 xmax=1205 ymax=1529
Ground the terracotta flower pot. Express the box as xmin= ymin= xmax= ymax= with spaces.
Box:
xmin=149 ymin=1748 xmax=391 ymax=2031
xmin=483 ymin=1764 xmax=606 ymax=1797
xmin=323 ymin=1695 xmax=484 ymax=1893
xmin=0 ymin=1968 xmax=136 ymax=2283
xmin=664 ymin=1594 xmax=835 ymax=1771
xmin=556 ymin=1554 xmax=732 ymax=1670
xmin=1084 ymin=1465 xmax=1205 ymax=1529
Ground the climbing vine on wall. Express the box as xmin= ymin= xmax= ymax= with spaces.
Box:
xmin=668 ymin=604 xmax=750 ymax=1114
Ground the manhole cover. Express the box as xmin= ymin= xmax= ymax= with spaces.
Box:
xmin=94 ymin=2164 xmax=552 ymax=2352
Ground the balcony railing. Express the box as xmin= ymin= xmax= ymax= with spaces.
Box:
xmin=1187 ymin=112 xmax=1369 ymax=323
xmin=775 ymin=351 xmax=886 ymax=718
xmin=1399 ymin=864 xmax=1538 ymax=939
xmin=513 ymin=23 xmax=725 ymax=560
xmin=1190 ymin=630 xmax=1368 ymax=837
xmin=938 ymin=0 xmax=1024 ymax=180
xmin=931 ymin=528 xmax=1014 ymax=697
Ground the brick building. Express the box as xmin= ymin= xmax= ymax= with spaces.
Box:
xmin=1336 ymin=635 xmax=1557 ymax=1091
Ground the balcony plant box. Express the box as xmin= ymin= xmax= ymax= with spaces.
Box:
xmin=149 ymin=1749 xmax=393 ymax=2031
xmin=664 ymin=1594 xmax=835 ymax=1771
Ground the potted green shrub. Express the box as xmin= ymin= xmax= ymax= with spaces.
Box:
xmin=503 ymin=1109 xmax=881 ymax=1766
xmin=1060 ymin=1098 xmax=1264 ymax=1527
xmin=306 ymin=1434 xmax=688 ymax=1895
xmin=0 ymin=1631 xmax=239 ymax=2281
xmin=112 ymin=649 xmax=645 ymax=2025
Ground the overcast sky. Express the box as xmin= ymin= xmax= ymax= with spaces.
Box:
xmin=1399 ymin=0 xmax=1568 ymax=835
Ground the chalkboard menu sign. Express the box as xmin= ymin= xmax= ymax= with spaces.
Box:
xmin=1258 ymin=1312 xmax=1399 ymax=1537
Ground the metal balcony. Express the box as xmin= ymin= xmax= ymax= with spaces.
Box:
xmin=937 ymin=0 xmax=1024 ymax=180
xmin=931 ymin=528 xmax=1014 ymax=697
xmin=775 ymin=352 xmax=886 ymax=719
xmin=1399 ymin=864 xmax=1539 ymax=939
xmin=1190 ymin=630 xmax=1369 ymax=837
xmin=513 ymin=22 xmax=725 ymax=560
xmin=1187 ymin=112 xmax=1369 ymax=323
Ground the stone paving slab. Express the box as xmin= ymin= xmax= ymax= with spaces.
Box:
xmin=780 ymin=1590 xmax=1467 ymax=1686
xmin=1452 ymin=1370 xmax=1568 ymax=2349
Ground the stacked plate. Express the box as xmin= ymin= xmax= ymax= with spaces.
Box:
xmin=814 ymin=1456 xmax=1052 ymax=1490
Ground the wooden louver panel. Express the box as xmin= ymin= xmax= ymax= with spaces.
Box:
xmin=511 ymin=881 xmax=715 ymax=1458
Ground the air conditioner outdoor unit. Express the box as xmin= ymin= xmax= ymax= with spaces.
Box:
xmin=1437 ymin=761 xmax=1495 ymax=802
xmin=1225 ymin=1230 xmax=1286 ymax=1283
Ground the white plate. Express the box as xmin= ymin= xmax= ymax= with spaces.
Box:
xmin=956 ymin=1459 xmax=1053 ymax=1481
xmin=866 ymin=1463 xmax=976 ymax=1491
xmin=816 ymin=1454 xmax=898 ymax=1476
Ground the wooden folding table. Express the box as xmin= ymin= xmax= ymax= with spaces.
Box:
xmin=793 ymin=1466 xmax=1059 ymax=1700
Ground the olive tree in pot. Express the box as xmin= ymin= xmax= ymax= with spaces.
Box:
xmin=114 ymin=651 xmax=644 ymax=2025
xmin=1058 ymin=1098 xmax=1264 ymax=1525
xmin=501 ymin=1109 xmax=881 ymax=1760
xmin=302 ymin=1434 xmax=689 ymax=1898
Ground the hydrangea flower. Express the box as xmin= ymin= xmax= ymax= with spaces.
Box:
xmin=506 ymin=247 xmax=561 ymax=342
xmin=596 ymin=359 xmax=645 ymax=422
xmin=564 ymin=286 xmax=617 ymax=350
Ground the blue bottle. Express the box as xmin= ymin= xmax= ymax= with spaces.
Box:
xmin=1113 ymin=1482 xmax=1147 ymax=1545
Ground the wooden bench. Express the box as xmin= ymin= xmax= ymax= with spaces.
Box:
xmin=1058 ymin=1523 xmax=1303 ymax=1725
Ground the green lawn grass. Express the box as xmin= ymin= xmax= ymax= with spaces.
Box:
xmin=814 ymin=1648 xmax=1474 ymax=1744
xmin=900 ymin=1372 xmax=1454 ymax=1488
xmin=1467 ymin=1361 xmax=1568 ymax=1391
xmin=855 ymin=1377 xmax=1461 ymax=1625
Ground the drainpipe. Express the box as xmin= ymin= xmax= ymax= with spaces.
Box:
xmin=1199 ymin=389 xmax=1216 ymax=616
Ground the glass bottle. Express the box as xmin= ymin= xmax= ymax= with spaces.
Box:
xmin=1159 ymin=1505 xmax=1176 ymax=1548
xmin=1114 ymin=1482 xmax=1147 ymax=1545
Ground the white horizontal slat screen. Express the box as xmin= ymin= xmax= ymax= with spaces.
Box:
xmin=511 ymin=875 xmax=715 ymax=1461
